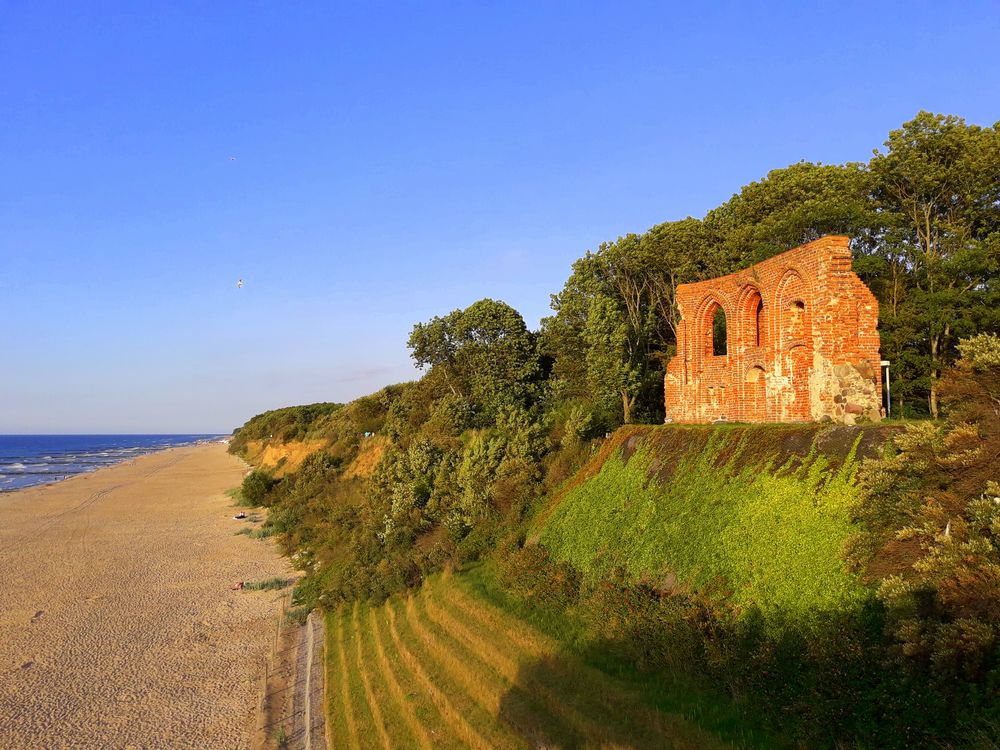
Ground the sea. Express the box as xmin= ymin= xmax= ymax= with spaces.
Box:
xmin=0 ymin=435 xmax=226 ymax=492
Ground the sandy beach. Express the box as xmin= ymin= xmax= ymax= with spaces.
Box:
xmin=0 ymin=443 xmax=292 ymax=750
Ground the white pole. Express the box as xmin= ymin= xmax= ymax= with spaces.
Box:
xmin=881 ymin=360 xmax=891 ymax=418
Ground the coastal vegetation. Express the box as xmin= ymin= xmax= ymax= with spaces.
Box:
xmin=243 ymin=577 xmax=293 ymax=591
xmin=232 ymin=112 xmax=1000 ymax=747
xmin=535 ymin=426 xmax=878 ymax=621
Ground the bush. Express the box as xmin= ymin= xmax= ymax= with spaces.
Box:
xmin=243 ymin=577 xmax=292 ymax=591
xmin=241 ymin=469 xmax=276 ymax=506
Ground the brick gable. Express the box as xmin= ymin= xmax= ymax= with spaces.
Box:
xmin=664 ymin=236 xmax=882 ymax=424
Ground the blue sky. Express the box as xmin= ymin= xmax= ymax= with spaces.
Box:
xmin=2 ymin=1 xmax=998 ymax=433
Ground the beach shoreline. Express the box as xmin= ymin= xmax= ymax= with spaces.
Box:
xmin=0 ymin=435 xmax=226 ymax=494
xmin=0 ymin=443 xmax=290 ymax=750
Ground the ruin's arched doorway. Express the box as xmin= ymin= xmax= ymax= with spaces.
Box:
xmin=694 ymin=295 xmax=731 ymax=421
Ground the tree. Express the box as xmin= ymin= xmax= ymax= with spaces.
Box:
xmin=870 ymin=112 xmax=1000 ymax=417
xmin=543 ymin=221 xmax=721 ymax=424
xmin=703 ymin=161 xmax=877 ymax=267
xmin=543 ymin=235 xmax=665 ymax=424
xmin=638 ymin=218 xmax=718 ymax=343
xmin=408 ymin=299 xmax=540 ymax=421
xmin=582 ymin=294 xmax=645 ymax=423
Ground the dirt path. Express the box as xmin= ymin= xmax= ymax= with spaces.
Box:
xmin=0 ymin=444 xmax=292 ymax=750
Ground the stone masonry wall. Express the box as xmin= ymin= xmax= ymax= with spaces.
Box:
xmin=664 ymin=236 xmax=882 ymax=424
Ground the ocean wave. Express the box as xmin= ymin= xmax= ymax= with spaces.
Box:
xmin=0 ymin=434 xmax=224 ymax=492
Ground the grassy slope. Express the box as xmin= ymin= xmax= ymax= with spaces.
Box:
xmin=315 ymin=423 xmax=900 ymax=747
xmin=536 ymin=424 xmax=895 ymax=622
xmin=326 ymin=573 xmax=732 ymax=750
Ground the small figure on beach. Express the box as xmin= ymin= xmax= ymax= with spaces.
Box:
xmin=230 ymin=581 xmax=244 ymax=590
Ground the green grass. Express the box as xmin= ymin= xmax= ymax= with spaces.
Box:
xmin=324 ymin=573 xmax=743 ymax=749
xmin=243 ymin=577 xmax=292 ymax=591
xmin=537 ymin=429 xmax=869 ymax=624
xmin=461 ymin=563 xmax=773 ymax=748
xmin=233 ymin=526 xmax=274 ymax=539
xmin=342 ymin=604 xmax=381 ymax=745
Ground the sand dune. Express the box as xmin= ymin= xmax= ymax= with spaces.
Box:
xmin=0 ymin=444 xmax=291 ymax=750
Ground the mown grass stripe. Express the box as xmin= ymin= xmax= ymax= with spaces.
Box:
xmin=421 ymin=586 xmax=522 ymax=681
xmin=441 ymin=581 xmax=658 ymax=742
xmin=342 ymin=601 xmax=383 ymax=749
xmin=444 ymin=571 xmax=554 ymax=655
xmin=351 ymin=601 xmax=392 ymax=750
xmin=438 ymin=576 xmax=726 ymax=750
xmin=404 ymin=594 xmax=506 ymax=715
xmin=412 ymin=589 xmax=576 ymax=750
xmin=367 ymin=603 xmax=435 ymax=750
xmin=401 ymin=595 xmax=529 ymax=750
xmin=421 ymin=584 xmax=618 ymax=745
xmin=355 ymin=603 xmax=417 ymax=750
xmin=334 ymin=607 xmax=362 ymax=750
xmin=324 ymin=611 xmax=347 ymax=749
xmin=386 ymin=598 xmax=495 ymax=750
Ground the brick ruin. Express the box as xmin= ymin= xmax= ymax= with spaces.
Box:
xmin=664 ymin=236 xmax=882 ymax=424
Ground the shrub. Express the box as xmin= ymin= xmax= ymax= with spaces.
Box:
xmin=243 ymin=577 xmax=292 ymax=591
xmin=241 ymin=469 xmax=276 ymax=506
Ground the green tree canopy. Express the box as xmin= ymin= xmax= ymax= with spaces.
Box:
xmin=869 ymin=111 xmax=1000 ymax=416
xmin=704 ymin=160 xmax=877 ymax=266
xmin=408 ymin=298 xmax=540 ymax=421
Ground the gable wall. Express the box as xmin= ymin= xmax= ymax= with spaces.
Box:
xmin=664 ymin=236 xmax=882 ymax=424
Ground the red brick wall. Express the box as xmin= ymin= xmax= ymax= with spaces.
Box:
xmin=664 ymin=236 xmax=882 ymax=424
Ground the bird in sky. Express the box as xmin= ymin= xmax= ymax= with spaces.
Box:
xmin=236 ymin=279 xmax=244 ymax=289
xmin=228 ymin=156 xmax=237 ymax=161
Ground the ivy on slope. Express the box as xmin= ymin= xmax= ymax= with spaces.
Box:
xmin=537 ymin=428 xmax=869 ymax=623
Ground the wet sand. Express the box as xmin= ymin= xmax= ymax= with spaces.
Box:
xmin=0 ymin=443 xmax=292 ymax=749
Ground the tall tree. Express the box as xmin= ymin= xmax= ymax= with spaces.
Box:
xmin=704 ymin=161 xmax=877 ymax=266
xmin=870 ymin=112 xmax=1000 ymax=417
xmin=638 ymin=217 xmax=718 ymax=343
xmin=408 ymin=299 xmax=540 ymax=420
xmin=582 ymin=294 xmax=646 ymax=424
xmin=543 ymin=235 xmax=665 ymax=424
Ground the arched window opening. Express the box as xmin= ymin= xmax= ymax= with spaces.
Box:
xmin=755 ymin=299 xmax=765 ymax=347
xmin=745 ymin=365 xmax=765 ymax=383
xmin=712 ymin=306 xmax=727 ymax=356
